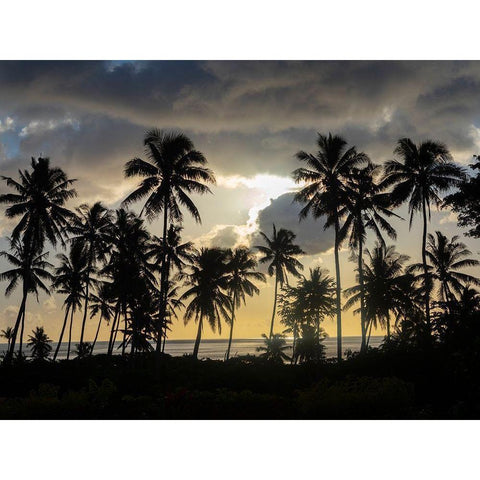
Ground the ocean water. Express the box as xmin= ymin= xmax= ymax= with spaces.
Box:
xmin=0 ymin=336 xmax=384 ymax=361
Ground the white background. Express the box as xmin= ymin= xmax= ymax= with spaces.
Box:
xmin=1 ymin=1 xmax=479 ymax=478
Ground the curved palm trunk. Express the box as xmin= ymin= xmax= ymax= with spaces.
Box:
xmin=18 ymin=309 xmax=25 ymax=357
xmin=7 ymin=291 xmax=27 ymax=361
xmin=67 ymin=309 xmax=74 ymax=360
xmin=366 ymin=318 xmax=374 ymax=348
xmin=108 ymin=303 xmax=120 ymax=355
xmin=225 ymin=292 xmax=237 ymax=361
xmin=156 ymin=192 xmax=170 ymax=355
xmin=121 ymin=306 xmax=127 ymax=356
xmin=291 ymin=323 xmax=298 ymax=365
xmin=269 ymin=272 xmax=279 ymax=339
xmin=90 ymin=314 xmax=103 ymax=355
xmin=53 ymin=305 xmax=71 ymax=361
xmin=422 ymin=197 xmax=431 ymax=334
xmin=358 ymin=237 xmax=367 ymax=352
xmin=79 ymin=254 xmax=93 ymax=348
xmin=334 ymin=212 xmax=343 ymax=361
xmin=193 ymin=317 xmax=203 ymax=359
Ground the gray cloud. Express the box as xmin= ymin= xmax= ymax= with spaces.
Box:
xmin=255 ymin=193 xmax=334 ymax=255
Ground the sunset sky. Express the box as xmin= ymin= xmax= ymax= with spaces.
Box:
xmin=1 ymin=60 xmax=479 ymax=341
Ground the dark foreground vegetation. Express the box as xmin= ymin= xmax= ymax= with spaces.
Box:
xmin=1 ymin=339 xmax=480 ymax=419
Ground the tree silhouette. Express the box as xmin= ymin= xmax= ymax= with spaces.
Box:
xmin=0 ymin=327 xmax=13 ymax=350
xmin=255 ymin=224 xmax=304 ymax=339
xmin=179 ymin=248 xmax=231 ymax=359
xmin=410 ymin=231 xmax=480 ymax=306
xmin=52 ymin=241 xmax=89 ymax=361
xmin=88 ymin=282 xmax=115 ymax=355
xmin=339 ymin=163 xmax=400 ymax=350
xmin=344 ymin=244 xmax=411 ymax=343
xmin=444 ymin=155 xmax=480 ymax=238
xmin=256 ymin=333 xmax=290 ymax=364
xmin=279 ymin=267 xmax=335 ymax=361
xmin=293 ymin=133 xmax=368 ymax=360
xmin=0 ymin=157 xmax=77 ymax=251
xmin=123 ymin=130 xmax=215 ymax=355
xmin=224 ymin=247 xmax=265 ymax=360
xmin=147 ymin=225 xmax=196 ymax=349
xmin=102 ymin=209 xmax=154 ymax=356
xmin=28 ymin=326 xmax=52 ymax=361
xmin=382 ymin=138 xmax=465 ymax=332
xmin=0 ymin=238 xmax=53 ymax=362
xmin=69 ymin=202 xmax=113 ymax=350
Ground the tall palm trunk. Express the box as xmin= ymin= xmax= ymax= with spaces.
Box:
xmin=269 ymin=271 xmax=279 ymax=339
xmin=18 ymin=309 xmax=25 ymax=357
xmin=334 ymin=211 xmax=343 ymax=361
xmin=121 ymin=305 xmax=127 ymax=356
xmin=79 ymin=253 xmax=93 ymax=347
xmin=358 ymin=236 xmax=366 ymax=352
xmin=90 ymin=314 xmax=103 ymax=355
xmin=67 ymin=309 xmax=74 ymax=360
xmin=193 ymin=317 xmax=203 ymax=359
xmin=108 ymin=303 xmax=120 ymax=355
xmin=386 ymin=315 xmax=391 ymax=342
xmin=7 ymin=291 xmax=27 ymax=361
xmin=157 ymin=190 xmax=170 ymax=354
xmin=422 ymin=197 xmax=431 ymax=333
xmin=53 ymin=305 xmax=71 ymax=361
xmin=225 ymin=291 xmax=237 ymax=361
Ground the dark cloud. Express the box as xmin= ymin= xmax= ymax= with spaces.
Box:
xmin=255 ymin=193 xmax=334 ymax=255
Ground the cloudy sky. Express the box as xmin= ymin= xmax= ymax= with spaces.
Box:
xmin=1 ymin=60 xmax=479 ymax=342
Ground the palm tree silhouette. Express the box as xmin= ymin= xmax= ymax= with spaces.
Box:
xmin=102 ymin=209 xmax=154 ymax=355
xmin=256 ymin=333 xmax=290 ymax=364
xmin=382 ymin=138 xmax=465 ymax=331
xmin=123 ymin=130 xmax=215 ymax=355
xmin=0 ymin=157 xmax=77 ymax=251
xmin=52 ymin=241 xmax=89 ymax=361
xmin=410 ymin=231 xmax=480 ymax=305
xmin=28 ymin=326 xmax=52 ymax=361
xmin=0 ymin=327 xmax=13 ymax=351
xmin=279 ymin=267 xmax=335 ymax=360
xmin=344 ymin=244 xmax=411 ymax=343
xmin=0 ymin=238 xmax=53 ymax=362
xmin=255 ymin=225 xmax=304 ymax=339
xmin=88 ymin=282 xmax=115 ymax=355
xmin=69 ymin=202 xmax=113 ymax=350
xmin=293 ymin=133 xmax=368 ymax=360
xmin=179 ymin=248 xmax=231 ymax=359
xmin=147 ymin=224 xmax=196 ymax=349
xmin=339 ymin=163 xmax=400 ymax=350
xmin=224 ymin=247 xmax=265 ymax=360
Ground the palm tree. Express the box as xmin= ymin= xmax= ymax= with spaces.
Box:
xmin=256 ymin=333 xmax=290 ymax=364
xmin=411 ymin=231 xmax=480 ymax=305
xmin=123 ymin=130 xmax=215 ymax=355
xmin=255 ymin=224 xmax=304 ymax=339
xmin=279 ymin=267 xmax=335 ymax=361
xmin=179 ymin=248 xmax=231 ymax=359
xmin=69 ymin=202 xmax=113 ymax=349
xmin=102 ymin=209 xmax=154 ymax=356
xmin=344 ymin=244 xmax=411 ymax=344
xmin=292 ymin=133 xmax=369 ymax=360
xmin=28 ymin=326 xmax=52 ymax=361
xmin=0 ymin=238 xmax=53 ymax=362
xmin=224 ymin=247 xmax=265 ymax=360
xmin=381 ymin=138 xmax=466 ymax=331
xmin=0 ymin=157 xmax=77 ymax=251
xmin=88 ymin=282 xmax=115 ymax=355
xmin=1 ymin=327 xmax=13 ymax=350
xmin=147 ymin=225 xmax=196 ymax=349
xmin=52 ymin=241 xmax=89 ymax=361
xmin=339 ymin=163 xmax=400 ymax=350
